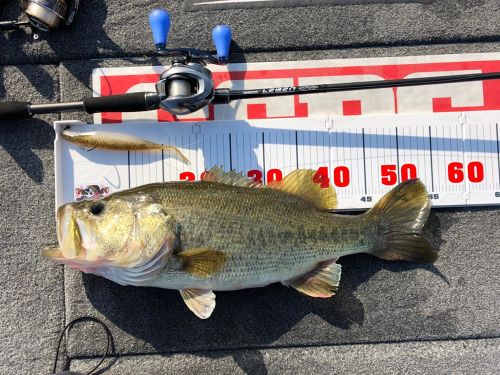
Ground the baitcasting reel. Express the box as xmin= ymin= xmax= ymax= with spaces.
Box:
xmin=1 ymin=8 xmax=500 ymax=121
xmin=0 ymin=0 xmax=80 ymax=37
xmin=149 ymin=9 xmax=231 ymax=115
xmin=141 ymin=9 xmax=500 ymax=117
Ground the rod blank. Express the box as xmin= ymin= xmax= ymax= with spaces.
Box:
xmin=30 ymin=102 xmax=84 ymax=114
xmin=213 ymin=71 xmax=500 ymax=103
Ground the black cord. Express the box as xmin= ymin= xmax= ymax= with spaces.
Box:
xmin=52 ymin=316 xmax=113 ymax=375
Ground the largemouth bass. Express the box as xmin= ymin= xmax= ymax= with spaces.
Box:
xmin=43 ymin=167 xmax=437 ymax=319
xmin=61 ymin=126 xmax=190 ymax=164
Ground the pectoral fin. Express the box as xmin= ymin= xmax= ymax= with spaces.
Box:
xmin=284 ymin=259 xmax=341 ymax=298
xmin=178 ymin=248 xmax=227 ymax=278
xmin=180 ymin=289 xmax=216 ymax=319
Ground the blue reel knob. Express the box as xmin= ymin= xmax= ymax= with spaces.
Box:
xmin=212 ymin=25 xmax=232 ymax=63
xmin=149 ymin=9 xmax=170 ymax=49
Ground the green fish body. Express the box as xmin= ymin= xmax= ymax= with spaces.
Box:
xmin=143 ymin=181 xmax=370 ymax=290
xmin=44 ymin=168 xmax=437 ymax=319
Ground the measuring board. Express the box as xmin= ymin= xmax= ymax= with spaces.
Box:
xmin=54 ymin=111 xmax=500 ymax=210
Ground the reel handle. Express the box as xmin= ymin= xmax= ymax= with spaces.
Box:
xmin=149 ymin=9 xmax=170 ymax=50
xmin=212 ymin=25 xmax=232 ymax=63
xmin=148 ymin=9 xmax=232 ymax=64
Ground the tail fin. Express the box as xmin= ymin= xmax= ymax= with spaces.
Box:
xmin=366 ymin=179 xmax=437 ymax=263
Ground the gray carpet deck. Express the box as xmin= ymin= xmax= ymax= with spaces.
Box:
xmin=1 ymin=0 xmax=499 ymax=374
xmin=0 ymin=1 xmax=499 ymax=65
xmin=69 ymin=338 xmax=500 ymax=375
xmin=63 ymin=207 xmax=500 ymax=358
xmin=0 ymin=64 xmax=63 ymax=374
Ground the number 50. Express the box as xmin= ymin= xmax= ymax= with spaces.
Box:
xmin=381 ymin=164 xmax=417 ymax=185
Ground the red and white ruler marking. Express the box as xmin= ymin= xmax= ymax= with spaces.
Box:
xmin=54 ymin=111 xmax=500 ymax=210
xmin=91 ymin=53 xmax=500 ymax=123
xmin=55 ymin=53 xmax=500 ymax=209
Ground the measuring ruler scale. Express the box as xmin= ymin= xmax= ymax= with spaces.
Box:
xmin=172 ymin=113 xmax=500 ymax=210
xmin=54 ymin=111 xmax=500 ymax=210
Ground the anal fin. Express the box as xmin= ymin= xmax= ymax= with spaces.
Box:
xmin=284 ymin=259 xmax=341 ymax=298
xmin=180 ymin=289 xmax=216 ymax=319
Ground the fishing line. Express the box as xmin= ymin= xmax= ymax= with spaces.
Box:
xmin=52 ymin=316 xmax=113 ymax=375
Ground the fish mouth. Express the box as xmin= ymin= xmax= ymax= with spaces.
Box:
xmin=56 ymin=203 xmax=82 ymax=259
xmin=57 ymin=204 xmax=71 ymax=244
xmin=41 ymin=244 xmax=92 ymax=273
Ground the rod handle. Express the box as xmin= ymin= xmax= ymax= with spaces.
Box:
xmin=83 ymin=92 xmax=160 ymax=114
xmin=0 ymin=102 xmax=33 ymax=121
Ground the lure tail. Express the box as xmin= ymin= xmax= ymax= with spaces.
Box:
xmin=366 ymin=179 xmax=437 ymax=263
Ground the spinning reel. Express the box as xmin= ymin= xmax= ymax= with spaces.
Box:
xmin=0 ymin=0 xmax=79 ymax=37
xmin=1 ymin=8 xmax=500 ymax=121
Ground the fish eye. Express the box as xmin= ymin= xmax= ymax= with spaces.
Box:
xmin=90 ymin=202 xmax=105 ymax=216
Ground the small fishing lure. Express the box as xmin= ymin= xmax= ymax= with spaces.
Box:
xmin=61 ymin=127 xmax=190 ymax=164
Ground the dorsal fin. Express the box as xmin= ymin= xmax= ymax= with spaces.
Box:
xmin=201 ymin=166 xmax=261 ymax=187
xmin=267 ymin=169 xmax=336 ymax=211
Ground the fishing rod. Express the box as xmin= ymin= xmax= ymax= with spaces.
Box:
xmin=1 ymin=8 xmax=500 ymax=121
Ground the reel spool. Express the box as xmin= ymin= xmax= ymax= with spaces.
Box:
xmin=1 ymin=0 xmax=79 ymax=35
xmin=25 ymin=0 xmax=75 ymax=31
xmin=156 ymin=60 xmax=215 ymax=116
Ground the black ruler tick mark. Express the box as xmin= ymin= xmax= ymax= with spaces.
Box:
xmin=362 ymin=128 xmax=367 ymax=195
xmin=127 ymin=151 xmax=131 ymax=188
xmin=161 ymin=149 xmax=165 ymax=182
xmin=229 ymin=133 xmax=233 ymax=171
xmin=395 ymin=127 xmax=400 ymax=184
xmin=496 ymin=123 xmax=500 ymax=185
xmin=262 ymin=132 xmax=266 ymax=183
xmin=428 ymin=126 xmax=434 ymax=192
xmin=295 ymin=130 xmax=299 ymax=169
